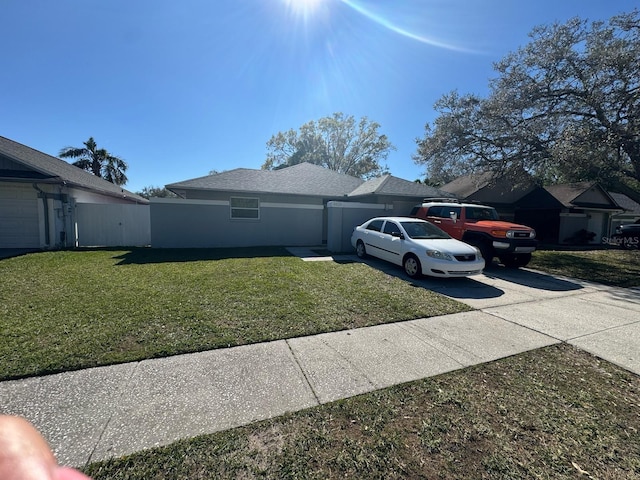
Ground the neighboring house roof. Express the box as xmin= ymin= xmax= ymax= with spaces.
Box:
xmin=441 ymin=172 xmax=536 ymax=204
xmin=167 ymin=162 xmax=364 ymax=197
xmin=544 ymin=182 xmax=619 ymax=210
xmin=440 ymin=172 xmax=495 ymax=199
xmin=0 ymin=135 xmax=147 ymax=203
xmin=348 ymin=174 xmax=454 ymax=199
xmin=610 ymin=192 xmax=640 ymax=214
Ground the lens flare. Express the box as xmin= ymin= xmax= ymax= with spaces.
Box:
xmin=340 ymin=0 xmax=479 ymax=53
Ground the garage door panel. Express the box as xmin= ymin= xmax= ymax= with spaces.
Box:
xmin=0 ymin=185 xmax=40 ymax=248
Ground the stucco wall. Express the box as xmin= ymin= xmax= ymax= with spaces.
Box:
xmin=326 ymin=201 xmax=391 ymax=253
xmin=150 ymin=198 xmax=324 ymax=248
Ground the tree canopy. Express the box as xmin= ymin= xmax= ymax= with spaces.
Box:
xmin=414 ymin=10 xmax=640 ymax=191
xmin=59 ymin=137 xmax=128 ymax=186
xmin=262 ymin=113 xmax=394 ymax=179
xmin=136 ymin=186 xmax=177 ymax=199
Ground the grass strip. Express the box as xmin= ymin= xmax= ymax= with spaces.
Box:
xmin=84 ymin=344 xmax=640 ymax=479
xmin=529 ymin=249 xmax=640 ymax=287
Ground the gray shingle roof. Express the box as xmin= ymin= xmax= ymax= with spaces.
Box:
xmin=440 ymin=172 xmax=495 ymax=198
xmin=610 ymin=192 xmax=640 ymax=213
xmin=544 ymin=182 xmax=595 ymax=207
xmin=0 ymin=136 xmax=147 ymax=203
xmin=168 ymin=162 xmax=364 ymax=197
xmin=544 ymin=182 xmax=618 ymax=209
xmin=348 ymin=175 xmax=454 ymax=198
xmin=441 ymin=172 xmax=536 ymax=204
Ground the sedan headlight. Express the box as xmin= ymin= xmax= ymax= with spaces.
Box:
xmin=426 ymin=250 xmax=454 ymax=261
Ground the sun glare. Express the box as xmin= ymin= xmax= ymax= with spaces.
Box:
xmin=282 ymin=0 xmax=325 ymax=18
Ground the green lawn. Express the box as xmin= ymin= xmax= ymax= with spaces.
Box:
xmin=84 ymin=344 xmax=640 ymax=479
xmin=529 ymin=249 xmax=640 ymax=287
xmin=0 ymin=248 xmax=468 ymax=380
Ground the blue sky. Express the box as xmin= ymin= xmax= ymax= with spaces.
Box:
xmin=1 ymin=0 xmax=635 ymax=193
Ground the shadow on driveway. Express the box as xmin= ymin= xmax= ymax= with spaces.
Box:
xmin=483 ymin=264 xmax=584 ymax=292
xmin=354 ymin=256 xmax=505 ymax=299
xmin=352 ymin=257 xmax=587 ymax=301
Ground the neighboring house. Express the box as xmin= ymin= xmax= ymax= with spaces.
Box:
xmin=155 ymin=162 xmax=453 ymax=251
xmin=440 ymin=172 xmax=536 ymax=221
xmin=442 ymin=173 xmax=631 ymax=245
xmin=528 ymin=183 xmax=623 ymax=245
xmin=0 ymin=136 xmax=149 ymax=249
xmin=609 ymin=192 xmax=640 ymax=230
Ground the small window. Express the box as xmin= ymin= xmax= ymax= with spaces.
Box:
xmin=383 ymin=221 xmax=401 ymax=236
xmin=427 ymin=206 xmax=443 ymax=217
xmin=230 ymin=197 xmax=259 ymax=219
xmin=366 ymin=219 xmax=384 ymax=232
xmin=446 ymin=206 xmax=462 ymax=219
xmin=430 ymin=206 xmax=461 ymax=219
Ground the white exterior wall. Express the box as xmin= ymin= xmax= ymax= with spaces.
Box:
xmin=75 ymin=203 xmax=150 ymax=247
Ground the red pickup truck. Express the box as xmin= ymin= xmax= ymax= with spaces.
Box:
xmin=410 ymin=199 xmax=538 ymax=267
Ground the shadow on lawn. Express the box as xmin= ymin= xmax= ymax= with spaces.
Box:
xmin=112 ymin=247 xmax=293 ymax=265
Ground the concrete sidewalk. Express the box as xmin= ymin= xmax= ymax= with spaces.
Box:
xmin=1 ymin=262 xmax=639 ymax=467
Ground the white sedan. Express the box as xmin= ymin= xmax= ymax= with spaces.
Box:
xmin=351 ymin=217 xmax=485 ymax=278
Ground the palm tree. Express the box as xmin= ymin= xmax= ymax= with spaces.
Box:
xmin=59 ymin=137 xmax=128 ymax=185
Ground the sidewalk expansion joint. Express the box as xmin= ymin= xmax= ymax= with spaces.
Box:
xmin=284 ymin=340 xmax=321 ymax=406
xmin=481 ymin=310 xmax=563 ymax=344
xmin=564 ymin=318 xmax=640 ymax=342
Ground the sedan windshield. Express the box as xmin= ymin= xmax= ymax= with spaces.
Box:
xmin=400 ymin=221 xmax=450 ymax=239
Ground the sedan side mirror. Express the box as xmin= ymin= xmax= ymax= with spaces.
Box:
xmin=392 ymin=232 xmax=405 ymax=239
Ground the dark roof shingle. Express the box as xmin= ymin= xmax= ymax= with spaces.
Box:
xmin=0 ymin=136 xmax=147 ymax=203
xmin=168 ymin=162 xmax=364 ymax=197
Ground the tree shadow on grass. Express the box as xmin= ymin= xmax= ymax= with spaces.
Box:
xmin=111 ymin=246 xmax=293 ymax=265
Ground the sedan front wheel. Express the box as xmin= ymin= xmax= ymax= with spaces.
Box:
xmin=356 ymin=240 xmax=367 ymax=258
xmin=403 ymin=254 xmax=422 ymax=278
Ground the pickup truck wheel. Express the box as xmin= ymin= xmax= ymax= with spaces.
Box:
xmin=356 ymin=240 xmax=367 ymax=258
xmin=500 ymin=253 xmax=532 ymax=268
xmin=403 ymin=254 xmax=422 ymax=278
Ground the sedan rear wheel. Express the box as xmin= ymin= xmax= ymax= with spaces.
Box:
xmin=356 ymin=240 xmax=367 ymax=258
xmin=403 ymin=254 xmax=422 ymax=278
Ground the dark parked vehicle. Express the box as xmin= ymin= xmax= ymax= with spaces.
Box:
xmin=611 ymin=222 xmax=640 ymax=249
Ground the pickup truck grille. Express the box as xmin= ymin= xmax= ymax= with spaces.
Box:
xmin=454 ymin=254 xmax=477 ymax=262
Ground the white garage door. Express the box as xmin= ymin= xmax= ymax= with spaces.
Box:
xmin=0 ymin=184 xmax=40 ymax=248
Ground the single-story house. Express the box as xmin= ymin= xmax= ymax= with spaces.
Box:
xmin=0 ymin=136 xmax=149 ymax=249
xmin=441 ymin=173 xmax=636 ymax=245
xmin=154 ymin=162 xmax=453 ymax=251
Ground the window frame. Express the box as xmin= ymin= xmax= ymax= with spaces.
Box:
xmin=366 ymin=219 xmax=384 ymax=232
xmin=230 ymin=196 xmax=260 ymax=220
